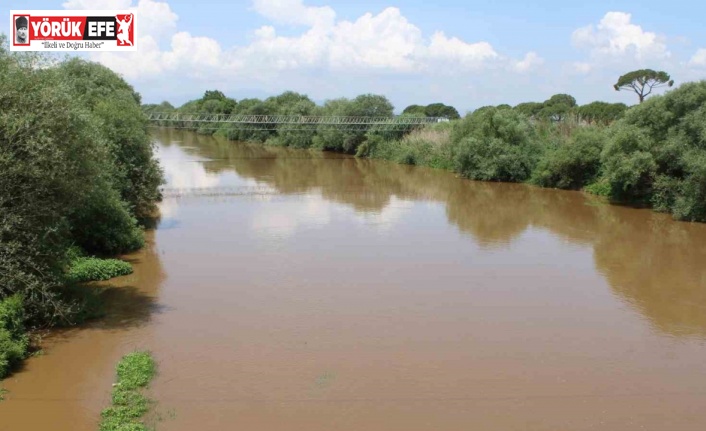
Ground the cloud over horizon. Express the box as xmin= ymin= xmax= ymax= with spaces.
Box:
xmin=60 ymin=0 xmax=704 ymax=111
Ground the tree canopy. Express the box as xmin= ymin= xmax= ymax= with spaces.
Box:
xmin=1 ymin=40 xmax=162 ymax=325
xmin=402 ymin=104 xmax=427 ymax=116
xmin=539 ymin=94 xmax=577 ymax=122
xmin=577 ymin=101 xmax=627 ymax=125
xmin=614 ymin=69 xmax=674 ymax=104
xmin=514 ymin=102 xmax=544 ymax=117
xmin=402 ymin=103 xmax=460 ymax=119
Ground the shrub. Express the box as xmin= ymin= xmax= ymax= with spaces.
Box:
xmin=668 ymin=150 xmax=706 ymax=221
xmin=600 ymin=123 xmax=656 ymax=200
xmin=584 ymin=180 xmax=612 ymax=197
xmin=0 ymin=295 xmax=29 ymax=378
xmin=314 ymin=95 xmax=394 ymax=154
xmin=1 ymin=46 xmax=108 ymax=323
xmin=56 ymin=59 xmax=163 ymax=222
xmin=1 ymin=43 xmax=159 ymax=326
xmin=532 ymin=127 xmax=607 ymax=189
xmin=599 ymin=81 xmax=706 ymax=220
xmin=277 ymin=129 xmax=315 ymax=148
xmin=452 ymin=108 xmax=541 ymax=182
xmin=365 ymin=123 xmax=454 ymax=169
xmin=69 ymin=188 xmax=145 ymax=255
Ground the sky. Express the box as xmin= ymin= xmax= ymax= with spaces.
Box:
xmin=4 ymin=0 xmax=706 ymax=113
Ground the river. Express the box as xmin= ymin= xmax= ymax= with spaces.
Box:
xmin=2 ymin=129 xmax=706 ymax=430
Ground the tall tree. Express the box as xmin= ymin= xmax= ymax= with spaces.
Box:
xmin=577 ymin=102 xmax=627 ymax=125
xmin=402 ymin=104 xmax=427 ymax=116
xmin=539 ymin=94 xmax=577 ymax=122
xmin=402 ymin=103 xmax=460 ymax=119
xmin=514 ymin=102 xmax=543 ymax=118
xmin=613 ymin=69 xmax=674 ymax=104
xmin=424 ymin=103 xmax=460 ymax=119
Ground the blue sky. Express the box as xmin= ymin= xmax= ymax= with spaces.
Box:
xmin=4 ymin=0 xmax=706 ymax=113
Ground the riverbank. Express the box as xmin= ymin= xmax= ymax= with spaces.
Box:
xmin=1 ymin=41 xmax=163 ymax=381
xmin=149 ymin=80 xmax=706 ymax=223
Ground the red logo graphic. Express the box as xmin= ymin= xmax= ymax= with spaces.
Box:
xmin=115 ymin=13 xmax=134 ymax=46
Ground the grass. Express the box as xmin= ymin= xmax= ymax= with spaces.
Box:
xmin=66 ymin=256 xmax=133 ymax=283
xmin=99 ymin=351 xmax=157 ymax=431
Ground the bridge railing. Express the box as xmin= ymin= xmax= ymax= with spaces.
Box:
xmin=146 ymin=113 xmax=448 ymax=130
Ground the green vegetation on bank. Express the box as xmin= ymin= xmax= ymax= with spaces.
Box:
xmin=66 ymin=257 xmax=133 ymax=284
xmin=0 ymin=295 xmax=28 ymax=379
xmin=149 ymin=77 xmax=706 ymax=222
xmin=99 ymin=351 xmax=157 ymax=431
xmin=1 ymin=35 xmax=163 ymax=378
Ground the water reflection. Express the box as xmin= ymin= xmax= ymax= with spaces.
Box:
xmin=154 ymin=128 xmax=706 ymax=339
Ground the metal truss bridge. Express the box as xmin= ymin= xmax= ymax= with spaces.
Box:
xmin=146 ymin=112 xmax=446 ymax=131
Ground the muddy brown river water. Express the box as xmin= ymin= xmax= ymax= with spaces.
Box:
xmin=2 ymin=129 xmax=706 ymax=430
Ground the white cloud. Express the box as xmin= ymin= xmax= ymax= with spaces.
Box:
xmin=132 ymin=0 xmax=178 ymax=38
xmin=572 ymin=12 xmax=669 ymax=61
xmin=69 ymin=0 xmax=536 ymax=82
xmin=327 ymin=8 xmax=422 ymax=71
xmin=424 ymin=32 xmax=498 ymax=70
xmin=163 ymin=32 xmax=223 ymax=71
xmin=689 ymin=49 xmax=706 ymax=67
xmin=513 ymin=51 xmax=544 ymax=73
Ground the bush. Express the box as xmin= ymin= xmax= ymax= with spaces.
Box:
xmin=1 ymin=45 xmax=106 ymax=323
xmin=66 ymin=257 xmax=133 ymax=283
xmin=599 ymin=81 xmax=706 ymax=220
xmin=668 ymin=150 xmax=706 ymax=221
xmin=0 ymin=295 xmax=29 ymax=378
xmin=69 ymin=188 xmax=145 ymax=255
xmin=365 ymin=123 xmax=454 ymax=169
xmin=277 ymin=129 xmax=316 ymax=149
xmin=532 ymin=127 xmax=607 ymax=189
xmin=313 ymin=95 xmax=394 ymax=154
xmin=1 ymin=39 xmax=160 ymax=326
xmin=56 ymin=59 xmax=164 ymax=222
xmin=452 ymin=108 xmax=541 ymax=182
xmin=584 ymin=180 xmax=612 ymax=197
xmin=600 ymin=123 xmax=657 ymax=200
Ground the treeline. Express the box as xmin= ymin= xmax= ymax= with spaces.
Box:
xmin=514 ymin=94 xmax=627 ymax=125
xmin=402 ymin=103 xmax=460 ymax=119
xmin=372 ymin=81 xmax=706 ymax=222
xmin=145 ymin=90 xmax=401 ymax=152
xmin=1 ymin=39 xmax=163 ymax=377
xmin=149 ymin=81 xmax=706 ymax=223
